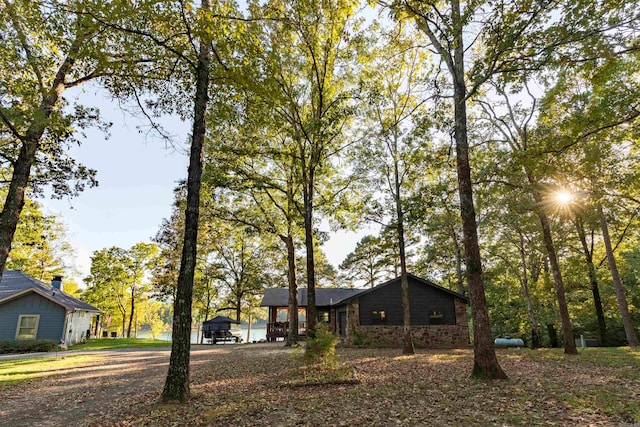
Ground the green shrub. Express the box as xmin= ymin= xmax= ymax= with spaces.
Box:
xmin=0 ymin=340 xmax=14 ymax=353
xmin=304 ymin=323 xmax=339 ymax=366
xmin=373 ymin=337 xmax=392 ymax=347
xmin=30 ymin=340 xmax=59 ymax=352
xmin=0 ymin=339 xmax=58 ymax=354
xmin=351 ymin=330 xmax=372 ymax=346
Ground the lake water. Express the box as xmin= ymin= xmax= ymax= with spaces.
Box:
xmin=138 ymin=326 xmax=267 ymax=343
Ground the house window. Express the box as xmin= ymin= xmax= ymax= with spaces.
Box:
xmin=318 ymin=310 xmax=329 ymax=323
xmin=298 ymin=308 xmax=307 ymax=332
xmin=371 ymin=310 xmax=386 ymax=324
xmin=276 ymin=308 xmax=288 ymax=322
xmin=430 ymin=310 xmax=444 ymax=325
xmin=16 ymin=315 xmax=40 ymax=340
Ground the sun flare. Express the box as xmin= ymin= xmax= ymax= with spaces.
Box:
xmin=554 ymin=190 xmax=574 ymax=206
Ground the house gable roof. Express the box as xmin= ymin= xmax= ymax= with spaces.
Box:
xmin=334 ymin=273 xmax=469 ymax=306
xmin=260 ymin=287 xmax=363 ymax=307
xmin=0 ymin=270 xmax=101 ymax=312
xmin=260 ymin=274 xmax=467 ymax=308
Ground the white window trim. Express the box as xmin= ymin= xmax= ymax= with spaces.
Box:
xmin=15 ymin=314 xmax=40 ymax=340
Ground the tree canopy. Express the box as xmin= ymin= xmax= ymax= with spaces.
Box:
xmin=2 ymin=0 xmax=640 ymax=403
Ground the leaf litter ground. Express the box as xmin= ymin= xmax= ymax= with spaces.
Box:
xmin=0 ymin=344 xmax=638 ymax=426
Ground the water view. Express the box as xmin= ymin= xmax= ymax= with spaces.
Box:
xmin=138 ymin=325 xmax=267 ymax=344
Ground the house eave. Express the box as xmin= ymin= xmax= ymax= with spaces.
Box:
xmin=0 ymin=287 xmax=75 ymax=311
xmin=0 ymin=287 xmax=102 ymax=313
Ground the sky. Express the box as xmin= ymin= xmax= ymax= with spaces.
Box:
xmin=39 ymin=87 xmax=367 ymax=284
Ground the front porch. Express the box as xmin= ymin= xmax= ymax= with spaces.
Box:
xmin=266 ymin=321 xmax=308 ymax=342
xmin=265 ymin=306 xmax=331 ymax=342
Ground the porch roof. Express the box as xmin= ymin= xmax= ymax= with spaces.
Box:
xmin=260 ymin=287 xmax=363 ymax=307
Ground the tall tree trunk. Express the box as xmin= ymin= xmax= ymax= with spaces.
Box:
xmin=246 ymin=312 xmax=252 ymax=343
xmin=574 ymin=215 xmax=607 ymax=346
xmin=397 ymin=211 xmax=414 ymax=355
xmin=200 ymin=289 xmax=212 ymax=344
xmin=93 ymin=315 xmax=100 ymax=337
xmin=235 ymin=296 xmax=242 ymax=323
xmin=393 ymin=141 xmax=414 ymax=355
xmin=517 ymin=233 xmax=540 ymax=349
xmin=161 ymin=0 xmax=210 ymax=402
xmin=453 ymin=235 xmax=465 ymax=295
xmin=0 ymin=36 xmax=83 ymax=275
xmin=205 ymin=289 xmax=212 ymax=322
xmin=547 ymin=323 xmax=559 ymax=348
xmin=121 ymin=310 xmax=126 ymax=337
xmin=127 ymin=287 xmax=135 ymax=338
xmin=303 ymin=181 xmax=317 ymax=334
xmin=529 ymin=181 xmax=578 ymax=355
xmin=116 ymin=292 xmax=126 ymax=337
xmin=450 ymin=0 xmax=506 ymax=379
xmin=283 ymin=234 xmax=299 ymax=346
xmin=597 ymin=204 xmax=638 ymax=347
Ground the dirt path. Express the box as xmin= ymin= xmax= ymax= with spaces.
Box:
xmin=0 ymin=344 xmax=275 ymax=427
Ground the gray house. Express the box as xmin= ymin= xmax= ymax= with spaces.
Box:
xmin=0 ymin=270 xmax=101 ymax=345
xmin=260 ymin=273 xmax=470 ymax=348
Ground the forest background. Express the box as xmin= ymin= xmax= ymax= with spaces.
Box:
xmin=1 ymin=0 xmax=639 ymax=351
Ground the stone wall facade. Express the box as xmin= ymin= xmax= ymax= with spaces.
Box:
xmin=453 ymin=299 xmax=467 ymax=326
xmin=348 ymin=324 xmax=470 ymax=348
xmin=346 ymin=298 xmax=360 ymax=333
xmin=344 ymin=297 xmax=470 ymax=348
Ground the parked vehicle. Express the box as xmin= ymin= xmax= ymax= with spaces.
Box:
xmin=204 ymin=328 xmax=240 ymax=344
xmin=202 ymin=316 xmax=242 ymax=344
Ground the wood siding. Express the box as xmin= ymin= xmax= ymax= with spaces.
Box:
xmin=66 ymin=311 xmax=94 ymax=345
xmin=358 ymin=277 xmax=457 ymax=326
xmin=0 ymin=293 xmax=66 ymax=340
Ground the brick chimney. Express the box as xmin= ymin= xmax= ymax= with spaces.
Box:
xmin=51 ymin=275 xmax=63 ymax=291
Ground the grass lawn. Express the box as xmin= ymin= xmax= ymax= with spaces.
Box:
xmin=524 ymin=346 xmax=640 ymax=368
xmin=69 ymin=337 xmax=171 ymax=350
xmin=0 ymin=355 xmax=101 ymax=387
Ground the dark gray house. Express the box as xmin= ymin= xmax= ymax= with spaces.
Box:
xmin=260 ymin=273 xmax=470 ymax=347
xmin=0 ymin=270 xmax=101 ymax=345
